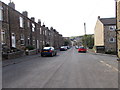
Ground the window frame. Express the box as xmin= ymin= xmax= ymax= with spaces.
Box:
xmin=19 ymin=16 xmax=24 ymax=28
xmin=0 ymin=6 xmax=3 ymax=21
xmin=109 ymin=37 xmax=115 ymax=42
xmin=109 ymin=26 xmax=116 ymax=31
xmin=32 ymin=23 xmax=35 ymax=32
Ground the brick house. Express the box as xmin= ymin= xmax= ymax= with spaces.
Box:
xmin=0 ymin=2 xmax=11 ymax=49
xmin=1 ymin=1 xmax=64 ymax=59
xmin=94 ymin=16 xmax=116 ymax=53
xmin=116 ymin=0 xmax=120 ymax=58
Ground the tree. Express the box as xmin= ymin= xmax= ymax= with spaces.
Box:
xmin=82 ymin=35 xmax=94 ymax=49
xmin=64 ymin=39 xmax=71 ymax=46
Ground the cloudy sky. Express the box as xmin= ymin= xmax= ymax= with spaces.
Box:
xmin=2 ymin=0 xmax=115 ymax=37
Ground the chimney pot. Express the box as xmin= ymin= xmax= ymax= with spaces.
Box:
xmin=31 ymin=17 xmax=35 ymax=22
xmin=8 ymin=2 xmax=15 ymax=9
xmin=22 ymin=11 xmax=28 ymax=17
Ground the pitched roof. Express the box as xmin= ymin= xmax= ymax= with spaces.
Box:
xmin=99 ymin=18 xmax=116 ymax=25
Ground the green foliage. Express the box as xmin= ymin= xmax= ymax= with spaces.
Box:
xmin=82 ymin=35 xmax=94 ymax=48
xmin=64 ymin=39 xmax=71 ymax=46
xmin=105 ymin=50 xmax=116 ymax=55
xmin=26 ymin=45 xmax=35 ymax=50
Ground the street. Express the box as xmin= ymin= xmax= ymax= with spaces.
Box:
xmin=3 ymin=47 xmax=118 ymax=88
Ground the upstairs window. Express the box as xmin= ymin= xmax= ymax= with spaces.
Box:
xmin=45 ymin=30 xmax=47 ymax=36
xmin=32 ymin=23 xmax=35 ymax=32
xmin=27 ymin=20 xmax=30 ymax=27
xmin=19 ymin=17 xmax=24 ymax=28
xmin=0 ymin=6 xmax=3 ymax=21
xmin=109 ymin=26 xmax=116 ymax=31
xmin=109 ymin=37 xmax=115 ymax=42
xmin=40 ymin=28 xmax=42 ymax=34
xmin=1 ymin=29 xmax=5 ymax=44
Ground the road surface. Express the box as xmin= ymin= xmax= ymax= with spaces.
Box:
xmin=3 ymin=47 xmax=118 ymax=88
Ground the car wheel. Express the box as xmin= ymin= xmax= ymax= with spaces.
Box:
xmin=51 ymin=53 xmax=53 ymax=57
xmin=41 ymin=54 xmax=44 ymax=57
xmin=55 ymin=52 xmax=57 ymax=56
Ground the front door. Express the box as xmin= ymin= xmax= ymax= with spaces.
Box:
xmin=11 ymin=33 xmax=16 ymax=48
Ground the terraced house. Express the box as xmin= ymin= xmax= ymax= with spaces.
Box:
xmin=1 ymin=1 xmax=64 ymax=59
xmin=116 ymin=0 xmax=120 ymax=59
xmin=94 ymin=16 xmax=116 ymax=54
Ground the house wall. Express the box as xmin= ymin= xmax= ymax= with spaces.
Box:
xmin=94 ymin=19 xmax=104 ymax=46
xmin=1 ymin=1 xmax=64 ymax=59
xmin=104 ymin=25 xmax=116 ymax=52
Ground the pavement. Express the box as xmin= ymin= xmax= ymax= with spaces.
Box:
xmin=88 ymin=50 xmax=119 ymax=70
xmin=2 ymin=53 xmax=41 ymax=67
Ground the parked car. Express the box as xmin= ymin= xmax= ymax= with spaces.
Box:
xmin=78 ymin=46 xmax=87 ymax=53
xmin=60 ymin=46 xmax=67 ymax=51
xmin=41 ymin=47 xmax=57 ymax=57
xmin=75 ymin=46 xmax=79 ymax=49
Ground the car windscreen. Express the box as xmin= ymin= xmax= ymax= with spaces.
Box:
xmin=79 ymin=47 xmax=85 ymax=49
xmin=43 ymin=47 xmax=51 ymax=50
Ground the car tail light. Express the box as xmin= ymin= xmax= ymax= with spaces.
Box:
xmin=49 ymin=50 xmax=52 ymax=52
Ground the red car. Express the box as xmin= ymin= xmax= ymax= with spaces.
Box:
xmin=78 ymin=46 xmax=87 ymax=53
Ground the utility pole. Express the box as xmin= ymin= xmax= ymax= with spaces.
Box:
xmin=84 ymin=22 xmax=87 ymax=48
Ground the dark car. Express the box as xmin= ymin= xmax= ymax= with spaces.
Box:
xmin=60 ymin=46 xmax=67 ymax=51
xmin=78 ymin=46 xmax=87 ymax=53
xmin=41 ymin=47 xmax=57 ymax=57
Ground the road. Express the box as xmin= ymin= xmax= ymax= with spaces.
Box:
xmin=3 ymin=47 xmax=118 ymax=88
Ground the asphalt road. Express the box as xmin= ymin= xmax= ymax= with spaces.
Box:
xmin=2 ymin=47 xmax=118 ymax=88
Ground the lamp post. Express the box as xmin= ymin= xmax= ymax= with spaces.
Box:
xmin=84 ymin=22 xmax=87 ymax=48
xmin=115 ymin=0 xmax=118 ymax=57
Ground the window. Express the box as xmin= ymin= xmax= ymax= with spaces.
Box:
xmin=27 ymin=21 xmax=30 ymax=27
xmin=11 ymin=33 xmax=16 ymax=47
xmin=1 ymin=30 xmax=5 ymax=44
xmin=32 ymin=23 xmax=35 ymax=32
xmin=49 ymin=32 xmax=51 ymax=36
xmin=27 ymin=36 xmax=30 ymax=45
xmin=20 ymin=34 xmax=24 ymax=45
xmin=19 ymin=17 xmax=24 ymax=28
xmin=45 ymin=30 xmax=47 ymax=36
xmin=0 ymin=6 xmax=3 ymax=21
xmin=40 ymin=28 xmax=42 ymax=34
xmin=32 ymin=36 xmax=35 ymax=45
xmin=109 ymin=38 xmax=115 ymax=42
xmin=109 ymin=26 xmax=116 ymax=31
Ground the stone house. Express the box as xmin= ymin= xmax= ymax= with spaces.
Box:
xmin=1 ymin=1 xmax=64 ymax=59
xmin=0 ymin=2 xmax=11 ymax=49
xmin=94 ymin=16 xmax=116 ymax=53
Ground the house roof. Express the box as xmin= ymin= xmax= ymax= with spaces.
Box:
xmin=99 ymin=18 xmax=116 ymax=26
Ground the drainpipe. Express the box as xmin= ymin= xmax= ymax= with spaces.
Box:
xmin=115 ymin=0 xmax=118 ymax=57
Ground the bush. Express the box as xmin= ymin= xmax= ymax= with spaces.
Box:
xmin=105 ymin=50 xmax=116 ymax=55
xmin=26 ymin=46 xmax=35 ymax=50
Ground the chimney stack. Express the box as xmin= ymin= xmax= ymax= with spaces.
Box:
xmin=42 ymin=22 xmax=45 ymax=27
xmin=38 ymin=19 xmax=41 ymax=25
xmin=98 ymin=16 xmax=100 ymax=19
xmin=31 ymin=17 xmax=35 ymax=22
xmin=8 ymin=2 xmax=15 ymax=9
xmin=22 ymin=11 xmax=28 ymax=17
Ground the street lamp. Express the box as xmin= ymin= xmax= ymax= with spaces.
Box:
xmin=84 ymin=22 xmax=87 ymax=48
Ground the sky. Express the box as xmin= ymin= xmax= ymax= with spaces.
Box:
xmin=2 ymin=0 xmax=115 ymax=37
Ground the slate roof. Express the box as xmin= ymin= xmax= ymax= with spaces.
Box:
xmin=99 ymin=18 xmax=116 ymax=26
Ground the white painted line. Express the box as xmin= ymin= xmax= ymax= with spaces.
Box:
xmin=100 ymin=60 xmax=119 ymax=72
